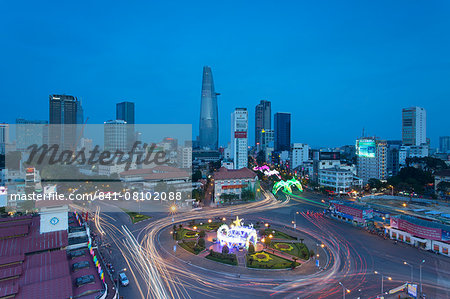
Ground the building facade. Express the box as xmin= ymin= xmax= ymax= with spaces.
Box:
xmin=213 ymin=167 xmax=258 ymax=202
xmin=231 ymin=108 xmax=248 ymax=169
xmin=291 ymin=143 xmax=309 ymax=169
xmin=104 ymin=120 xmax=127 ymax=152
xmin=274 ymin=112 xmax=291 ymax=152
xmin=439 ymin=136 xmax=450 ymax=153
xmin=49 ymin=94 xmax=82 ymax=150
xmin=319 ymin=167 xmax=362 ymax=194
xmin=199 ymin=66 xmax=219 ymax=150
xmin=356 ymin=138 xmax=387 ymax=183
xmin=402 ymin=107 xmax=426 ymax=146
xmin=15 ymin=119 xmax=48 ymax=151
xmin=255 ymin=100 xmax=271 ymax=147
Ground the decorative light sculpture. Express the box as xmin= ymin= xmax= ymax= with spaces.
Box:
xmin=272 ymin=177 xmax=303 ymax=195
xmin=253 ymin=165 xmax=281 ymax=178
xmin=217 ymin=216 xmax=258 ymax=249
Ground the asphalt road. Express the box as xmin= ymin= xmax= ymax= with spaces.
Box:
xmin=91 ymin=191 xmax=450 ymax=299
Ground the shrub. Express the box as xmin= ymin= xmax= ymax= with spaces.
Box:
xmin=198 ymin=237 xmax=205 ymax=248
xmin=222 ymin=245 xmax=229 ymax=254
xmin=248 ymin=244 xmax=255 ymax=254
xmin=199 ymin=230 xmax=206 ymax=238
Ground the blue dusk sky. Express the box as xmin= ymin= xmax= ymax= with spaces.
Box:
xmin=1 ymin=1 xmax=449 ymax=148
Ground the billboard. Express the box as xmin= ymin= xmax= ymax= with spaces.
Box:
xmin=234 ymin=131 xmax=247 ymax=138
xmin=356 ymin=139 xmax=376 ymax=158
xmin=319 ymin=152 xmax=340 ymax=160
xmin=391 ymin=217 xmax=442 ymax=241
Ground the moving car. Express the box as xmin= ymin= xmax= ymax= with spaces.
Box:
xmin=119 ymin=272 xmax=129 ymax=287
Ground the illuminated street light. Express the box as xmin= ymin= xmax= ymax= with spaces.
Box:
xmin=193 ymin=226 xmax=197 ymax=230
xmin=222 ymin=217 xmax=226 ymax=221
xmin=265 ymin=223 xmax=269 ymax=227
xmin=208 ymin=219 xmax=212 ymax=223
xmin=374 ymin=271 xmax=392 ymax=294
xmin=403 ymin=261 xmax=414 ymax=283
xmin=338 ymin=282 xmax=350 ymax=299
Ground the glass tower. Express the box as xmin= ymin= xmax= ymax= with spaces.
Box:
xmin=199 ymin=66 xmax=219 ymax=150
xmin=274 ymin=112 xmax=291 ymax=152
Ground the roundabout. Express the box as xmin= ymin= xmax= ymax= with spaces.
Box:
xmin=114 ymin=194 xmax=349 ymax=298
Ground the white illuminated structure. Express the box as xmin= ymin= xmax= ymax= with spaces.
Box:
xmin=217 ymin=216 xmax=257 ymax=249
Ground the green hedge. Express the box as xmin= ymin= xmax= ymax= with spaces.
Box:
xmin=205 ymin=250 xmax=238 ymax=265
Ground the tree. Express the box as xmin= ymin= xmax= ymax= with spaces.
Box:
xmin=222 ymin=245 xmax=229 ymax=254
xmin=241 ymin=189 xmax=255 ymax=201
xmin=192 ymin=170 xmax=202 ymax=182
xmin=309 ymin=249 xmax=315 ymax=258
xmin=248 ymin=244 xmax=255 ymax=254
xmin=368 ymin=178 xmax=384 ymax=190
xmin=199 ymin=230 xmax=206 ymax=238
xmin=256 ymin=151 xmax=266 ymax=165
xmin=198 ymin=237 xmax=205 ymax=248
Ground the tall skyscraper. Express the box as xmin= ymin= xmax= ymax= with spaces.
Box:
xmin=402 ymin=107 xmax=426 ymax=146
xmin=356 ymin=137 xmax=387 ymax=183
xmin=116 ymin=101 xmax=135 ymax=149
xmin=439 ymin=136 xmax=450 ymax=153
xmin=49 ymin=94 xmax=82 ymax=149
xmin=199 ymin=66 xmax=219 ymax=150
xmin=255 ymin=100 xmax=271 ymax=147
xmin=116 ymin=101 xmax=135 ymax=124
xmin=231 ymin=108 xmax=248 ymax=169
xmin=104 ymin=120 xmax=127 ymax=152
xmin=274 ymin=112 xmax=291 ymax=152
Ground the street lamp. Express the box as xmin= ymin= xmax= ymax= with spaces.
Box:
xmin=293 ymin=211 xmax=299 ymax=229
xmin=403 ymin=261 xmax=414 ymax=283
xmin=374 ymin=271 xmax=392 ymax=294
xmin=419 ymin=259 xmax=425 ymax=296
xmin=338 ymin=282 xmax=350 ymax=299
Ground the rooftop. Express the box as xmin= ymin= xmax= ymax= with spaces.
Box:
xmin=213 ymin=167 xmax=257 ymax=181
xmin=0 ymin=213 xmax=104 ymax=299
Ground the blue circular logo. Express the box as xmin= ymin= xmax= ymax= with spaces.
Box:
xmin=50 ymin=217 xmax=59 ymax=225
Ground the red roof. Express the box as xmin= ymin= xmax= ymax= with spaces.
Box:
xmin=17 ymin=276 xmax=73 ymax=299
xmin=0 ymin=280 xmax=19 ymax=298
xmin=213 ymin=167 xmax=257 ymax=180
xmin=0 ymin=225 xmax=29 ymax=239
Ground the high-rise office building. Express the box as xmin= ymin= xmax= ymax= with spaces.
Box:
xmin=199 ymin=66 xmax=219 ymax=150
xmin=274 ymin=112 xmax=291 ymax=152
xmin=356 ymin=137 xmax=387 ymax=183
xmin=104 ymin=120 xmax=127 ymax=152
xmin=0 ymin=123 xmax=9 ymax=155
xmin=116 ymin=101 xmax=135 ymax=124
xmin=231 ymin=108 xmax=248 ymax=169
xmin=116 ymin=101 xmax=135 ymax=149
xmin=15 ymin=119 xmax=48 ymax=151
xmin=386 ymin=140 xmax=402 ymax=177
xmin=255 ymin=100 xmax=271 ymax=147
xmin=440 ymin=136 xmax=450 ymax=153
xmin=402 ymin=107 xmax=426 ymax=146
xmin=49 ymin=94 xmax=82 ymax=150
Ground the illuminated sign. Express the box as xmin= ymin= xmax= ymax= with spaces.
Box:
xmin=217 ymin=216 xmax=257 ymax=249
xmin=356 ymin=139 xmax=376 ymax=158
xmin=234 ymin=131 xmax=247 ymax=138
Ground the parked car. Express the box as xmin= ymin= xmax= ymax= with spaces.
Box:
xmin=119 ymin=272 xmax=129 ymax=287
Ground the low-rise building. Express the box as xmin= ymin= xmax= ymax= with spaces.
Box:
xmin=329 ymin=201 xmax=374 ymax=226
xmin=319 ymin=167 xmax=362 ymax=194
xmin=389 ymin=215 xmax=450 ymax=257
xmin=213 ymin=167 xmax=259 ymax=202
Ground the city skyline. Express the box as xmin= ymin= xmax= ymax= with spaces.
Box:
xmin=1 ymin=1 xmax=449 ymax=148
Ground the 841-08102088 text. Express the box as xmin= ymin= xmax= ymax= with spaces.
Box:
xmin=95 ymin=191 xmax=182 ymax=201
